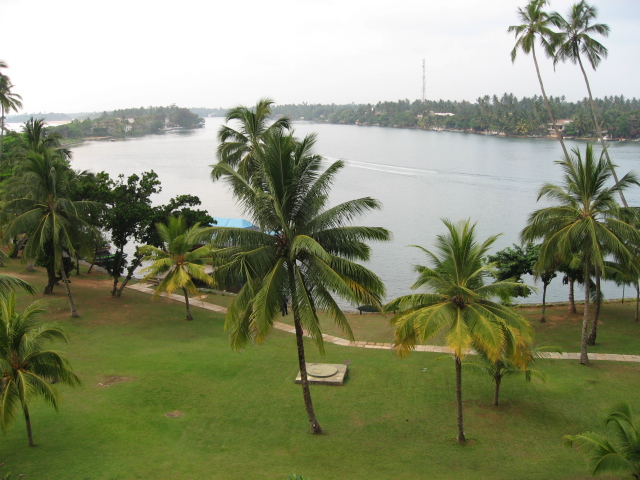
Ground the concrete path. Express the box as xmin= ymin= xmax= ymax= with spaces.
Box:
xmin=126 ymin=283 xmax=640 ymax=363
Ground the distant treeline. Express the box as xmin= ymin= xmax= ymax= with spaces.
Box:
xmin=50 ymin=106 xmax=204 ymax=139
xmin=271 ymin=95 xmax=640 ymax=139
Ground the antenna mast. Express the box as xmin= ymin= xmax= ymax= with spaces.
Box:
xmin=422 ymin=59 xmax=426 ymax=104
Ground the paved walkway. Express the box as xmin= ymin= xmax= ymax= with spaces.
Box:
xmin=126 ymin=283 xmax=640 ymax=363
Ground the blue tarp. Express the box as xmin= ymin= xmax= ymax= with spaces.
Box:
xmin=211 ymin=217 xmax=257 ymax=229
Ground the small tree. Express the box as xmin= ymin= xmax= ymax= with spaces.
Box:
xmin=139 ymin=216 xmax=214 ymax=321
xmin=0 ymin=294 xmax=80 ymax=446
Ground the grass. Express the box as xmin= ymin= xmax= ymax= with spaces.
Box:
xmin=0 ymin=262 xmax=636 ymax=479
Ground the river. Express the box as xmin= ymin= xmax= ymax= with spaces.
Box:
xmin=70 ymin=118 xmax=640 ymax=305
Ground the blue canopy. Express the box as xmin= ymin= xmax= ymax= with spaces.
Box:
xmin=212 ymin=217 xmax=257 ymax=230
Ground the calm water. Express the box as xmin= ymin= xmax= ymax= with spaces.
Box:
xmin=71 ymin=118 xmax=640 ymax=305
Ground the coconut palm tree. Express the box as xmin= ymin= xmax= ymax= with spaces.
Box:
xmin=0 ymin=293 xmax=80 ymax=446
xmin=521 ymin=145 xmax=639 ymax=364
xmin=20 ymin=117 xmax=71 ymax=160
xmin=509 ymin=0 xmax=569 ymax=158
xmin=1 ymin=148 xmax=101 ymax=315
xmin=212 ymin=98 xmax=291 ymax=182
xmin=212 ymin=130 xmax=389 ymax=434
xmin=139 ymin=215 xmax=214 ymax=321
xmin=565 ymin=403 xmax=640 ymax=479
xmin=385 ymin=219 xmax=533 ymax=444
xmin=0 ymin=63 xmax=23 ymax=160
xmin=550 ymin=1 xmax=626 ymax=206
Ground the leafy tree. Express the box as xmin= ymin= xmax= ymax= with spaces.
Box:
xmin=385 ymin=219 xmax=532 ymax=444
xmin=0 ymin=62 xmax=22 ymax=160
xmin=509 ymin=0 xmax=569 ymax=158
xmin=565 ymin=403 xmax=640 ymax=479
xmin=551 ymin=1 xmax=627 ymax=207
xmin=139 ymin=216 xmax=214 ymax=321
xmin=521 ymin=145 xmax=639 ymax=363
xmin=212 ymin=130 xmax=389 ymax=434
xmin=487 ymin=243 xmax=538 ymax=299
xmin=0 ymin=293 xmax=80 ymax=446
xmin=95 ymin=171 xmax=161 ymax=296
xmin=1 ymin=149 xmax=102 ymax=315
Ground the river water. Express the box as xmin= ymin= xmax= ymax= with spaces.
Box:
xmin=70 ymin=118 xmax=640 ymax=305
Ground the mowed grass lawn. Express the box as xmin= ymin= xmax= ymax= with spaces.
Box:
xmin=1 ymin=263 xmax=638 ymax=479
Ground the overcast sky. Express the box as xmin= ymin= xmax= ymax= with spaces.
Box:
xmin=1 ymin=0 xmax=638 ymax=113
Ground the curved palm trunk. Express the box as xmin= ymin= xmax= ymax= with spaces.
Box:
xmin=288 ymin=266 xmax=322 ymax=434
xmin=587 ymin=266 xmax=601 ymax=346
xmin=23 ymin=404 xmax=34 ymax=447
xmin=568 ymin=278 xmax=577 ymax=314
xmin=116 ymin=249 xmax=143 ymax=297
xmin=580 ymin=258 xmax=591 ymax=365
xmin=577 ymin=55 xmax=628 ymax=207
xmin=532 ymin=45 xmax=569 ymax=159
xmin=44 ymin=263 xmax=60 ymax=294
xmin=59 ymin=265 xmax=79 ymax=318
xmin=455 ymin=356 xmax=466 ymax=444
xmin=182 ymin=287 xmax=193 ymax=321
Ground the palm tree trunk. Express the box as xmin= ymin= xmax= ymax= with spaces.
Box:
xmin=288 ymin=266 xmax=322 ymax=434
xmin=532 ymin=44 xmax=569 ymax=159
xmin=635 ymin=284 xmax=639 ymax=322
xmin=182 ymin=287 xmax=193 ymax=321
xmin=23 ymin=404 xmax=34 ymax=447
xmin=0 ymin=104 xmax=5 ymax=159
xmin=587 ymin=265 xmax=601 ymax=346
xmin=455 ymin=356 xmax=466 ymax=444
xmin=580 ymin=258 xmax=591 ymax=365
xmin=493 ymin=375 xmax=502 ymax=407
xmin=577 ymin=55 xmax=628 ymax=207
xmin=569 ymin=278 xmax=577 ymax=314
xmin=541 ymin=281 xmax=548 ymax=323
xmin=59 ymin=265 xmax=79 ymax=318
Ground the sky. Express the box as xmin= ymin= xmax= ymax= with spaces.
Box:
xmin=1 ymin=0 xmax=639 ymax=114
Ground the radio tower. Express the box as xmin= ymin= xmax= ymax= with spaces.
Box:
xmin=422 ymin=59 xmax=426 ymax=104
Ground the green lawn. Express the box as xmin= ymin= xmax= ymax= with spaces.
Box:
xmin=0 ymin=263 xmax=636 ymax=479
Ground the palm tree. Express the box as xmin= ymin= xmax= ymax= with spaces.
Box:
xmin=20 ymin=117 xmax=71 ymax=160
xmin=0 ymin=293 xmax=80 ymax=446
xmin=464 ymin=345 xmax=558 ymax=406
xmin=550 ymin=1 xmax=626 ymax=206
xmin=521 ymin=145 xmax=639 ymax=364
xmin=212 ymin=130 xmax=389 ymax=434
xmin=1 ymin=149 xmax=101 ymax=315
xmin=139 ymin=215 xmax=214 ymax=321
xmin=385 ymin=219 xmax=532 ymax=444
xmin=0 ymin=62 xmax=23 ymax=160
xmin=565 ymin=403 xmax=640 ymax=479
xmin=509 ymin=0 xmax=569 ymax=158
xmin=212 ymin=98 xmax=291 ymax=181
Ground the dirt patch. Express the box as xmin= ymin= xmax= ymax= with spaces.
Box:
xmin=98 ymin=376 xmax=133 ymax=387
xmin=164 ymin=410 xmax=184 ymax=418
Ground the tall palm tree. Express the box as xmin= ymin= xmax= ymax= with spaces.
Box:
xmin=212 ymin=130 xmax=389 ymax=434
xmin=20 ymin=117 xmax=71 ymax=160
xmin=385 ymin=219 xmax=532 ymax=444
xmin=509 ymin=0 xmax=569 ymax=158
xmin=0 ymin=293 xmax=80 ymax=446
xmin=1 ymin=149 xmax=101 ymax=315
xmin=0 ymin=62 xmax=23 ymax=160
xmin=521 ymin=145 xmax=639 ymax=364
xmin=139 ymin=215 xmax=214 ymax=321
xmin=550 ymin=1 xmax=626 ymax=206
xmin=212 ymin=98 xmax=291 ymax=181
xmin=565 ymin=403 xmax=640 ymax=479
